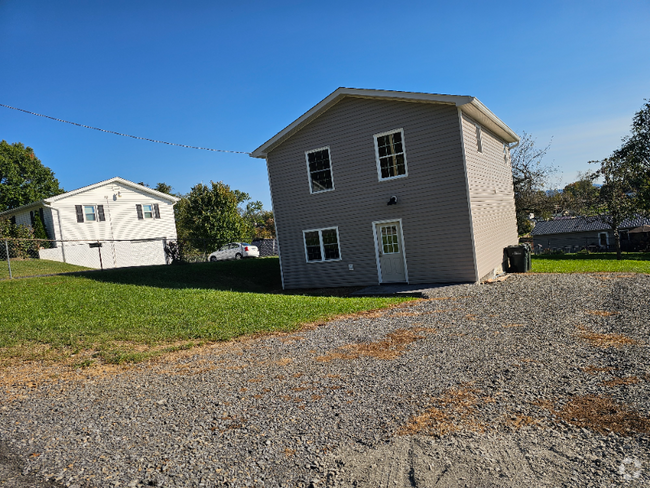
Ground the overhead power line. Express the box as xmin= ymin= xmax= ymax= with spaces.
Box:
xmin=0 ymin=103 xmax=251 ymax=154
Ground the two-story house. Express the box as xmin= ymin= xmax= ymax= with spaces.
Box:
xmin=0 ymin=177 xmax=179 ymax=269
xmin=251 ymin=88 xmax=520 ymax=289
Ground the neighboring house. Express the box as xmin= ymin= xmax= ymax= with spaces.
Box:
xmin=0 ymin=177 xmax=180 ymax=269
xmin=531 ymin=216 xmax=650 ymax=252
xmin=251 ymin=87 xmax=520 ymax=289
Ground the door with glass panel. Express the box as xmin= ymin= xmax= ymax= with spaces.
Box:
xmin=376 ymin=222 xmax=406 ymax=283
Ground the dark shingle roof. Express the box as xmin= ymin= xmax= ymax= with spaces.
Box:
xmin=531 ymin=216 xmax=650 ymax=236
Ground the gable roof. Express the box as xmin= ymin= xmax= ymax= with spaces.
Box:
xmin=0 ymin=177 xmax=179 ymax=217
xmin=531 ymin=216 xmax=650 ymax=236
xmin=250 ymin=87 xmax=519 ymax=159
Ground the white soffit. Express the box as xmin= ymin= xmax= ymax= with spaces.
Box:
xmin=251 ymin=87 xmax=519 ymax=158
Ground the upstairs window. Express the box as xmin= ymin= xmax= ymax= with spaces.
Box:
xmin=136 ymin=203 xmax=161 ymax=220
xmin=84 ymin=205 xmax=96 ymax=221
xmin=475 ymin=125 xmax=483 ymax=153
xmin=75 ymin=205 xmax=105 ymax=223
xmin=303 ymin=227 xmax=341 ymax=262
xmin=374 ymin=129 xmax=408 ymax=180
xmin=306 ymin=147 xmax=334 ymax=193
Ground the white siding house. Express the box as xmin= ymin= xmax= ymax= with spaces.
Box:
xmin=0 ymin=177 xmax=180 ymax=269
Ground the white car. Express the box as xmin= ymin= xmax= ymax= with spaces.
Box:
xmin=208 ymin=242 xmax=259 ymax=261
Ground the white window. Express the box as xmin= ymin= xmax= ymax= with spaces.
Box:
xmin=84 ymin=205 xmax=96 ymax=222
xmin=305 ymin=147 xmax=334 ymax=193
xmin=136 ymin=203 xmax=160 ymax=220
xmin=475 ymin=125 xmax=483 ymax=153
xmin=599 ymin=232 xmax=609 ymax=246
xmin=303 ymin=227 xmax=341 ymax=262
xmin=503 ymin=143 xmax=509 ymax=165
xmin=374 ymin=129 xmax=408 ymax=180
xmin=380 ymin=225 xmax=400 ymax=254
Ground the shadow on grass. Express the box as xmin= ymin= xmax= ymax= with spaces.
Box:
xmin=71 ymin=257 xmax=365 ymax=297
xmin=533 ymin=252 xmax=650 ymax=261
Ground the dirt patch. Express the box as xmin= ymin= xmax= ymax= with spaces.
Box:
xmin=316 ymin=328 xmax=434 ymax=362
xmin=540 ymin=395 xmax=650 ymax=435
xmin=502 ymin=413 xmax=540 ymax=430
xmin=396 ymin=387 xmax=493 ymax=437
xmin=601 ymin=376 xmax=640 ymax=387
xmin=585 ymin=310 xmax=619 ymax=317
xmin=575 ymin=325 xmax=641 ymax=348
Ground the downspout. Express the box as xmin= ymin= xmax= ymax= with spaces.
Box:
xmin=104 ymin=195 xmax=118 ymax=267
xmin=43 ymin=203 xmax=66 ymax=263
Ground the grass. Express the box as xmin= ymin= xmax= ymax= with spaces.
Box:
xmin=0 ymin=258 xmax=90 ymax=280
xmin=531 ymin=252 xmax=650 ymax=273
xmin=0 ymin=258 xmax=410 ymax=365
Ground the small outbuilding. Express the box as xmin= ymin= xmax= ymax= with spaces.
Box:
xmin=531 ymin=216 xmax=650 ymax=252
xmin=251 ymin=88 xmax=519 ymax=289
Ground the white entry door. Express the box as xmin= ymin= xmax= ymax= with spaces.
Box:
xmin=375 ymin=221 xmax=407 ymax=283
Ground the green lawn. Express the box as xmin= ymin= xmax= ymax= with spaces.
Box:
xmin=531 ymin=252 xmax=650 ymax=273
xmin=0 ymin=258 xmax=409 ymax=365
xmin=0 ymin=258 xmax=90 ymax=280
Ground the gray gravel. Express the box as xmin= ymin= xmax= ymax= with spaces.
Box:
xmin=1 ymin=273 xmax=649 ymax=487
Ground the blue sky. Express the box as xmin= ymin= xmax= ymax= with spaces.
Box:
xmin=1 ymin=0 xmax=648 ymax=209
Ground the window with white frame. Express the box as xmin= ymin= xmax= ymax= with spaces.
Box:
xmin=305 ymin=147 xmax=334 ymax=193
xmin=374 ymin=129 xmax=407 ymax=180
xmin=475 ymin=125 xmax=483 ymax=153
xmin=84 ymin=205 xmax=96 ymax=222
xmin=75 ymin=205 xmax=105 ymax=223
xmin=599 ymin=232 xmax=608 ymax=246
xmin=303 ymin=227 xmax=341 ymax=262
xmin=503 ymin=143 xmax=509 ymax=165
xmin=136 ymin=203 xmax=161 ymax=220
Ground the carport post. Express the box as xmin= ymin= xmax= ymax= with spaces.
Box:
xmin=4 ymin=239 xmax=12 ymax=279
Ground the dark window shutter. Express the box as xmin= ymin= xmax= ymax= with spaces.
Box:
xmin=75 ymin=205 xmax=84 ymax=223
xmin=10 ymin=216 xmax=16 ymax=225
xmin=30 ymin=211 xmax=35 ymax=227
xmin=153 ymin=203 xmax=160 ymax=219
xmin=97 ymin=205 xmax=106 ymax=222
xmin=136 ymin=204 xmax=143 ymax=220
xmin=39 ymin=208 xmax=44 ymax=224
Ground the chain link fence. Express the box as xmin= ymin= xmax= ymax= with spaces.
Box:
xmin=0 ymin=237 xmax=278 ymax=280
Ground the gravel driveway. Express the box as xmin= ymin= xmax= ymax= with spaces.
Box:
xmin=1 ymin=273 xmax=649 ymax=487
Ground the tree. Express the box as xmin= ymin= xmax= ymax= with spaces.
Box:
xmin=154 ymin=182 xmax=174 ymax=195
xmin=561 ymin=174 xmax=600 ymax=215
xmin=510 ymin=132 xmax=555 ymax=234
xmin=614 ymin=99 xmax=650 ymax=213
xmin=242 ymin=200 xmax=275 ymax=240
xmin=588 ymin=156 xmax=639 ymax=260
xmin=175 ymin=181 xmax=250 ymax=252
xmin=0 ymin=141 xmax=64 ymax=211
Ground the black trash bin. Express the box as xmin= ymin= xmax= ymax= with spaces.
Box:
xmin=505 ymin=244 xmax=531 ymax=273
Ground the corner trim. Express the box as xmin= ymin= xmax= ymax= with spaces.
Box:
xmin=457 ymin=109 xmax=480 ymax=283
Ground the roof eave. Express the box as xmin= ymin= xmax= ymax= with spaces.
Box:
xmin=46 ymin=177 xmax=181 ymax=204
xmin=250 ymin=87 xmax=510 ymax=159
xmin=458 ymin=99 xmax=519 ymax=144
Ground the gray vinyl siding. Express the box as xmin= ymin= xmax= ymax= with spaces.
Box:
xmin=533 ymin=231 xmax=609 ymax=250
xmin=267 ymin=97 xmax=477 ymax=289
xmin=461 ymin=113 xmax=518 ymax=280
